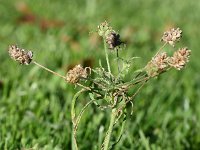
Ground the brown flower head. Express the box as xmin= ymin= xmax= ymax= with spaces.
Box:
xmin=145 ymin=52 xmax=169 ymax=77
xmin=8 ymin=45 xmax=33 ymax=65
xmin=168 ymin=47 xmax=191 ymax=70
xmin=152 ymin=52 xmax=169 ymax=69
xmin=66 ymin=65 xmax=89 ymax=84
xmin=161 ymin=28 xmax=182 ymax=47
xmin=106 ymin=32 xmax=122 ymax=49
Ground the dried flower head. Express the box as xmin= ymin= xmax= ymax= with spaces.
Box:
xmin=168 ymin=47 xmax=191 ymax=70
xmin=161 ymin=28 xmax=182 ymax=47
xmin=106 ymin=32 xmax=122 ymax=49
xmin=97 ymin=21 xmax=112 ymax=37
xmin=145 ymin=52 xmax=169 ymax=77
xmin=152 ymin=52 xmax=169 ymax=69
xmin=66 ymin=65 xmax=88 ymax=84
xmin=8 ymin=45 xmax=33 ymax=65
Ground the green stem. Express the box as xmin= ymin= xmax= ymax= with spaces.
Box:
xmin=33 ymin=61 xmax=66 ymax=80
xmin=109 ymin=117 xmax=126 ymax=149
xmin=104 ymin=39 xmax=111 ymax=74
xmin=72 ymin=132 xmax=78 ymax=150
xmin=74 ymin=99 xmax=96 ymax=134
xmin=102 ymin=108 xmax=117 ymax=150
xmin=154 ymin=42 xmax=167 ymax=57
xmin=71 ymin=89 xmax=86 ymax=150
xmin=114 ymin=75 xmax=148 ymax=90
xmin=116 ymin=49 xmax=120 ymax=73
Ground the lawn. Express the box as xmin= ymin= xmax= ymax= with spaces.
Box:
xmin=0 ymin=0 xmax=200 ymax=149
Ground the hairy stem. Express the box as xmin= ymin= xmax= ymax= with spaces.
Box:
xmin=115 ymin=75 xmax=148 ymax=90
xmin=103 ymin=39 xmax=111 ymax=74
xmin=127 ymin=76 xmax=149 ymax=89
xmin=155 ymin=42 xmax=167 ymax=56
xmin=102 ymin=108 xmax=117 ymax=150
xmin=32 ymin=61 xmax=66 ymax=80
xmin=76 ymin=83 xmax=92 ymax=91
xmin=126 ymin=81 xmax=147 ymax=105
xmin=74 ymin=99 xmax=96 ymax=134
xmin=71 ymin=89 xmax=86 ymax=150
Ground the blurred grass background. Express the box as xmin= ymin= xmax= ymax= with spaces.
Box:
xmin=0 ymin=0 xmax=200 ymax=149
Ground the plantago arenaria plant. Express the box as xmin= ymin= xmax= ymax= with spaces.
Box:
xmin=8 ymin=21 xmax=191 ymax=150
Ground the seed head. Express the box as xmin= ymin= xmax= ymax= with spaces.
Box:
xmin=8 ymin=45 xmax=33 ymax=65
xmin=66 ymin=65 xmax=88 ymax=84
xmin=168 ymin=47 xmax=191 ymax=70
xmin=145 ymin=52 xmax=169 ymax=77
xmin=152 ymin=52 xmax=169 ymax=69
xmin=97 ymin=21 xmax=112 ymax=37
xmin=161 ymin=28 xmax=182 ymax=47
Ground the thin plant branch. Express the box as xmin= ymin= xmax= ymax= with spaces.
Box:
xmin=155 ymin=42 xmax=167 ymax=56
xmin=32 ymin=60 xmax=66 ymax=80
xmin=76 ymin=83 xmax=91 ymax=91
xmin=104 ymin=39 xmax=111 ymax=74
xmin=129 ymin=81 xmax=147 ymax=103
xmin=71 ymin=89 xmax=87 ymax=150
xmin=116 ymin=49 xmax=120 ymax=73
xmin=74 ymin=99 xmax=96 ymax=134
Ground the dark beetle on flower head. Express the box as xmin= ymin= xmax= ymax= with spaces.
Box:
xmin=106 ymin=32 xmax=123 ymax=50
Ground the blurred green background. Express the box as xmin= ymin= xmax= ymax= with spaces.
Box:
xmin=0 ymin=0 xmax=200 ymax=149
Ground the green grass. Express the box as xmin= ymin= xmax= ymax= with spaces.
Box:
xmin=0 ymin=0 xmax=200 ymax=149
